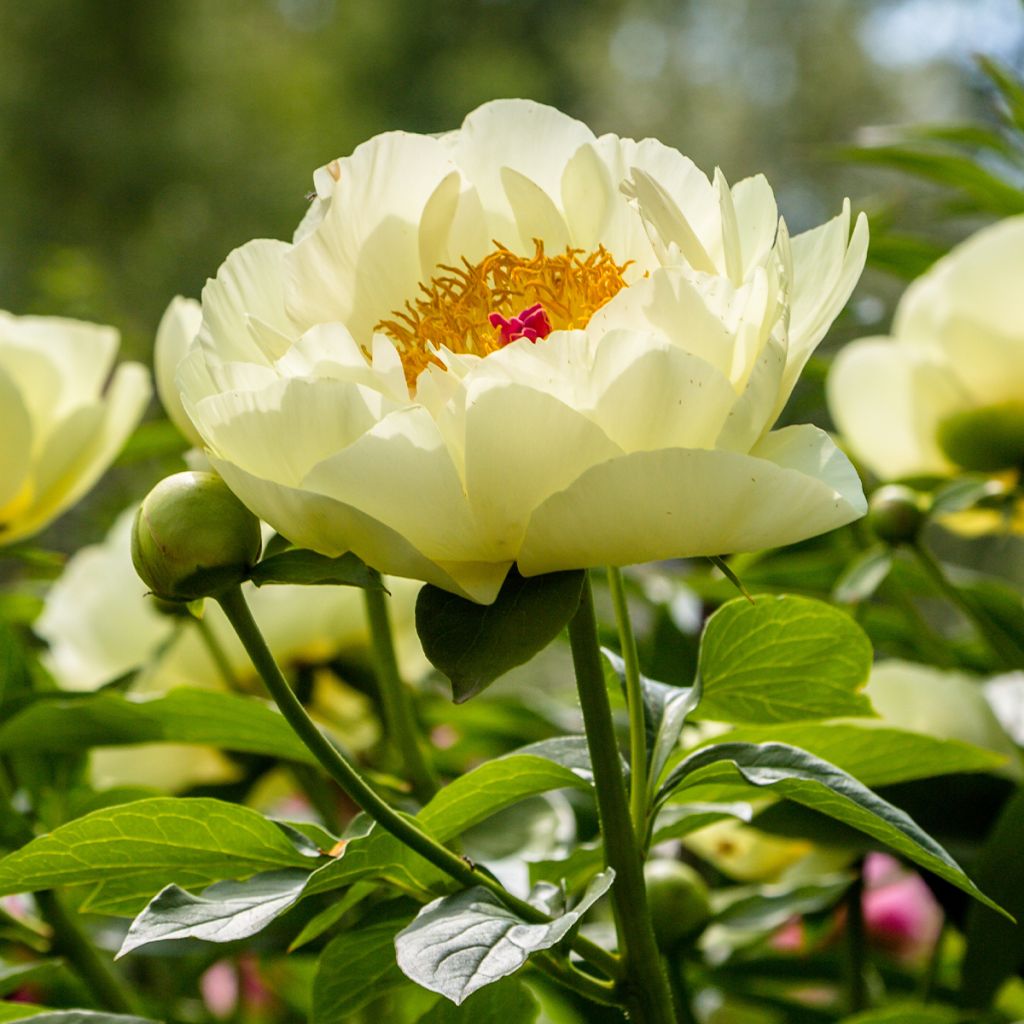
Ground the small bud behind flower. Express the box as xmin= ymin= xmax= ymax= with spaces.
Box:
xmin=867 ymin=484 xmax=927 ymax=545
xmin=937 ymin=402 xmax=1024 ymax=472
xmin=644 ymin=858 xmax=711 ymax=949
xmin=132 ymin=471 xmax=262 ymax=601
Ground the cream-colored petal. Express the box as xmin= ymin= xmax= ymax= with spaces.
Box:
xmin=416 ymin=170 xmax=490 ymax=280
xmin=210 ymin=457 xmax=500 ymax=602
xmin=301 ymin=406 xmax=488 ymax=563
xmin=827 ymin=337 xmax=963 ymax=479
xmin=518 ymin=424 xmax=864 ymax=574
xmin=781 ymin=204 xmax=869 ymax=414
xmin=714 ymin=168 xmax=744 ymax=285
xmin=155 ymin=296 xmax=204 ymax=446
xmin=501 ymin=167 xmax=571 ymax=253
xmin=199 ymin=239 xmax=294 ymax=366
xmin=3 ymin=363 xmax=151 ymax=545
xmin=716 ymin=331 xmax=787 ymax=452
xmin=731 ymin=174 xmax=779 ymax=278
xmin=287 ymin=132 xmax=462 ymax=342
xmin=0 ymin=364 xmax=32 ymax=512
xmin=443 ymin=99 xmax=594 ymax=248
xmin=587 ymin=329 xmax=737 ymax=451
xmin=196 ymin=376 xmax=388 ymax=486
xmin=462 ymin=378 xmax=622 ymax=559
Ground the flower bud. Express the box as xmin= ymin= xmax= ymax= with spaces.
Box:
xmin=644 ymin=859 xmax=711 ymax=948
xmin=866 ymin=485 xmax=927 ymax=545
xmin=132 ymin=471 xmax=262 ymax=601
xmin=936 ymin=402 xmax=1024 ymax=472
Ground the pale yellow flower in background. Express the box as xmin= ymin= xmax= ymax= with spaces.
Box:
xmin=0 ymin=312 xmax=150 ymax=546
xmin=175 ymin=99 xmax=868 ymax=604
xmin=829 ymin=216 xmax=1024 ymax=481
xmin=155 ymin=296 xmax=204 ymax=447
xmin=35 ymin=506 xmax=427 ymax=790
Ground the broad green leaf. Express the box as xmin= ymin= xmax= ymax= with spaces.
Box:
xmin=692 ymin=723 xmax=1006 ymax=789
xmin=0 ymin=689 xmax=313 ymax=764
xmin=2 ymin=1015 xmax=160 ymax=1024
xmin=961 ymin=784 xmax=1024 ymax=1008
xmin=602 ymin=649 xmax=698 ymax=785
xmin=395 ymin=871 xmax=613 ymax=1004
xmin=696 ymin=595 xmax=874 ymax=724
xmin=416 ymin=568 xmax=584 ymax=702
xmin=311 ymin=903 xmax=415 ymax=1021
xmin=418 ymin=980 xmax=540 ymax=1023
xmin=659 ymin=742 xmax=1004 ymax=914
xmin=248 ymin=549 xmax=381 ymax=589
xmin=839 ymin=1006 xmax=959 ymax=1024
xmin=288 ymin=881 xmax=375 ymax=951
xmin=0 ymin=798 xmax=314 ymax=915
xmin=832 ymin=546 xmax=892 ymax=605
xmin=711 ymin=874 xmax=853 ymax=931
xmin=0 ymin=961 xmax=65 ymax=998
xmin=651 ymin=802 xmax=754 ymax=845
xmin=512 ymin=737 xmax=600 ymax=783
xmin=118 ymin=868 xmax=309 ymax=956
xmin=0 ymin=1007 xmax=48 ymax=1023
xmin=418 ymin=755 xmax=590 ymax=843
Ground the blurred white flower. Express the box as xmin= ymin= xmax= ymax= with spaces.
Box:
xmin=0 ymin=312 xmax=150 ymax=545
xmin=829 ymin=216 xmax=1024 ymax=479
xmin=176 ymin=99 xmax=868 ymax=603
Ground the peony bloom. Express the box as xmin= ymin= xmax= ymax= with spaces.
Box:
xmin=175 ymin=100 xmax=868 ymax=603
xmin=0 ymin=312 xmax=150 ymax=546
xmin=829 ymin=216 xmax=1024 ymax=480
xmin=155 ymin=296 xmax=204 ymax=447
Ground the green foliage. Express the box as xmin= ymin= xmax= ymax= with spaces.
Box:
xmin=249 ymin=549 xmax=382 ymax=590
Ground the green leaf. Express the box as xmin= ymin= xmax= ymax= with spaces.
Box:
xmin=602 ymin=649 xmax=699 ymax=785
xmin=712 ymin=874 xmax=853 ymax=932
xmin=961 ymin=784 xmax=1024 ymax=1008
xmin=288 ymin=881 xmax=375 ymax=951
xmin=0 ymin=622 xmax=34 ymax=711
xmin=511 ymin=737 xmax=600 ymax=783
xmin=839 ymin=1006 xmax=959 ymax=1024
xmin=118 ymin=868 xmax=310 ymax=956
xmin=696 ymin=595 xmax=874 ymax=724
xmin=651 ymin=802 xmax=754 ymax=845
xmin=832 ymin=547 xmax=893 ymax=605
xmin=1 ymin=1015 xmax=161 ymax=1024
xmin=416 ymin=568 xmax=585 ymax=702
xmin=395 ymin=871 xmax=613 ymax=1004
xmin=0 ymin=689 xmax=314 ymax=764
xmin=659 ymin=741 xmax=1005 ymax=915
xmin=249 ymin=549 xmax=382 ymax=589
xmin=418 ymin=755 xmax=590 ymax=843
xmin=0 ymin=961 xmax=65 ymax=998
xmin=0 ymin=798 xmax=315 ymax=915
xmin=311 ymin=903 xmax=415 ymax=1021
xmin=417 ymin=980 xmax=540 ymax=1023
xmin=693 ymin=722 xmax=1007 ymax=789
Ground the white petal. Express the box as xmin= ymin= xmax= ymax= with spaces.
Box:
xmin=287 ymin=132 xmax=462 ymax=342
xmin=827 ymin=337 xmax=963 ymax=479
xmin=0 ymin=364 xmax=32 ymax=513
xmin=154 ymin=296 xmax=204 ymax=446
xmin=518 ymin=424 xmax=865 ymax=574
xmin=501 ymin=167 xmax=571 ymax=253
xmin=199 ymin=239 xmax=294 ymax=366
xmin=730 ymin=174 xmax=779 ymax=278
xmin=714 ymin=168 xmax=744 ymax=285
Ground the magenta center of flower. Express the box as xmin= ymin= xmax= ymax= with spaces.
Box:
xmin=488 ymin=302 xmax=553 ymax=346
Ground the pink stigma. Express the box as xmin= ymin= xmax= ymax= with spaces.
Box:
xmin=488 ymin=303 xmax=553 ymax=346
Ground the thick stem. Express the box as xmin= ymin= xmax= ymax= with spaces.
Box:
xmin=567 ymin=574 xmax=678 ymax=1024
xmin=910 ymin=542 xmax=1021 ymax=667
xmin=363 ymin=584 xmax=439 ymax=803
xmin=215 ymin=585 xmax=621 ymax=987
xmin=844 ymin=870 xmax=868 ymax=1014
xmin=606 ymin=567 xmax=648 ymax=837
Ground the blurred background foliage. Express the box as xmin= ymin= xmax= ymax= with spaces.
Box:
xmin=2 ymin=0 xmax=1024 ymax=549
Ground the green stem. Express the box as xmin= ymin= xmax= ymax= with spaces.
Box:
xmin=567 ymin=574 xmax=678 ymax=1024
xmin=215 ymin=585 xmax=621 ymax=987
xmin=363 ymin=583 xmax=439 ymax=803
xmin=0 ymin=769 xmax=141 ymax=1014
xmin=844 ymin=869 xmax=868 ymax=1014
xmin=910 ymin=541 xmax=1021 ymax=667
xmin=606 ymin=567 xmax=648 ymax=838
xmin=194 ymin=613 xmax=241 ymax=690
xmin=666 ymin=954 xmax=698 ymax=1024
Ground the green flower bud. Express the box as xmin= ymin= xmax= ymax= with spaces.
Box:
xmin=866 ymin=484 xmax=927 ymax=545
xmin=132 ymin=471 xmax=262 ymax=601
xmin=937 ymin=402 xmax=1024 ymax=472
xmin=644 ymin=859 xmax=711 ymax=948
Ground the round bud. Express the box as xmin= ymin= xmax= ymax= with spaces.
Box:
xmin=937 ymin=402 xmax=1024 ymax=472
xmin=644 ymin=859 xmax=711 ymax=949
xmin=132 ymin=471 xmax=262 ymax=601
xmin=866 ymin=484 xmax=927 ymax=545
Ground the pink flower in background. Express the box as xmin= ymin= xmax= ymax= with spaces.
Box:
xmin=862 ymin=853 xmax=943 ymax=961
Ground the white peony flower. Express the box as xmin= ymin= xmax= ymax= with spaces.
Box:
xmin=0 ymin=312 xmax=150 ymax=545
xmin=829 ymin=215 xmax=1024 ymax=480
xmin=155 ymin=296 xmax=204 ymax=447
xmin=175 ymin=100 xmax=868 ymax=603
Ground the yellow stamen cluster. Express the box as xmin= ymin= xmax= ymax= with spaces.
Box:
xmin=376 ymin=239 xmax=631 ymax=386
